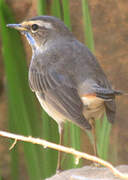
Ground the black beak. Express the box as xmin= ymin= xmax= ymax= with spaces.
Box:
xmin=6 ymin=23 xmax=27 ymax=31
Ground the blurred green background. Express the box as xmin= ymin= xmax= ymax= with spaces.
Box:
xmin=0 ymin=0 xmax=128 ymax=180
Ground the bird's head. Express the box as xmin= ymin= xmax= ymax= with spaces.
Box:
xmin=7 ymin=16 xmax=73 ymax=52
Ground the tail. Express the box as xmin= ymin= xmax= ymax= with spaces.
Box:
xmin=121 ymin=93 xmax=128 ymax=96
xmin=96 ymin=89 xmax=123 ymax=100
xmin=114 ymin=90 xmax=128 ymax=96
xmin=104 ymin=90 xmax=126 ymax=124
xmin=93 ymin=87 xmax=126 ymax=123
xmin=114 ymin=90 xmax=123 ymax=96
xmin=105 ymin=100 xmax=116 ymax=123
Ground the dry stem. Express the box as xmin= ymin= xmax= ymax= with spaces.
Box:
xmin=0 ymin=130 xmax=128 ymax=180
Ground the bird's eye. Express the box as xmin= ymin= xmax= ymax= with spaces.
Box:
xmin=31 ymin=24 xmax=39 ymax=31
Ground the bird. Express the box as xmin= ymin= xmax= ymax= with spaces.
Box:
xmin=7 ymin=15 xmax=122 ymax=170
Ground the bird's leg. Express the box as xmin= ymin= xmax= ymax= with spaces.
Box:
xmin=89 ymin=118 xmax=98 ymax=157
xmin=56 ymin=123 xmax=64 ymax=172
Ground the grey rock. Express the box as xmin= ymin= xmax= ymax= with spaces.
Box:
xmin=46 ymin=165 xmax=128 ymax=180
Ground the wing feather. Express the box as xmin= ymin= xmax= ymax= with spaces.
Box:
xmin=29 ymin=67 xmax=91 ymax=130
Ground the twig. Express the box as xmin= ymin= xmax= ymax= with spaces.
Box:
xmin=0 ymin=130 xmax=128 ymax=180
xmin=9 ymin=138 xmax=17 ymax=150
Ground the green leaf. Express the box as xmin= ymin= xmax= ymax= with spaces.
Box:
xmin=0 ymin=171 xmax=2 ymax=180
xmin=0 ymin=1 xmax=43 ymax=179
xmin=41 ymin=111 xmax=59 ymax=178
xmin=51 ymin=0 xmax=62 ymax=18
xmin=10 ymin=147 xmax=19 ymax=180
xmin=82 ymin=0 xmax=94 ymax=52
xmin=97 ymin=115 xmax=112 ymax=160
xmin=37 ymin=0 xmax=47 ymax=15
xmin=61 ymin=0 xmax=71 ymax=30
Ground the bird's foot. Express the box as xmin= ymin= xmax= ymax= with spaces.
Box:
xmin=91 ymin=162 xmax=101 ymax=167
xmin=56 ymin=168 xmax=63 ymax=174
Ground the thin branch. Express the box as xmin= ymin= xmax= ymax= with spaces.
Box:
xmin=0 ymin=130 xmax=128 ymax=180
xmin=9 ymin=138 xmax=17 ymax=150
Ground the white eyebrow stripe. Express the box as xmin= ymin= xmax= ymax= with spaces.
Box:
xmin=23 ymin=20 xmax=53 ymax=29
xmin=42 ymin=22 xmax=53 ymax=29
